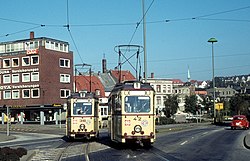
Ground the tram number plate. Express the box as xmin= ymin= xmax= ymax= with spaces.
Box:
xmin=133 ymin=117 xmax=141 ymax=121
xmin=125 ymin=120 xmax=131 ymax=126
xmin=80 ymin=119 xmax=86 ymax=122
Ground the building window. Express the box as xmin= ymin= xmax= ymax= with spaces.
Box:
xmin=12 ymin=90 xmax=20 ymax=99
xmin=95 ymin=89 xmax=100 ymax=96
xmin=60 ymin=44 xmax=63 ymax=51
xmin=156 ymin=85 xmax=161 ymax=93
xmin=63 ymin=44 xmax=68 ymax=52
xmin=3 ymin=90 xmax=11 ymax=99
xmin=6 ymin=44 xmax=10 ymax=52
xmin=22 ymin=57 xmax=30 ymax=66
xmin=31 ymin=88 xmax=39 ymax=98
xmin=163 ymin=85 xmax=166 ymax=93
xmin=22 ymin=73 xmax=30 ymax=82
xmin=60 ymin=89 xmax=70 ymax=98
xmin=23 ymin=89 xmax=30 ymax=98
xmin=12 ymin=58 xmax=19 ymax=67
xmin=12 ymin=74 xmax=20 ymax=83
xmin=3 ymin=74 xmax=11 ymax=84
xmin=31 ymin=72 xmax=39 ymax=81
xmin=31 ymin=56 xmax=39 ymax=65
xmin=50 ymin=41 xmax=55 ymax=49
xmin=60 ymin=58 xmax=70 ymax=68
xmin=3 ymin=59 xmax=10 ymax=68
xmin=167 ymin=85 xmax=171 ymax=93
xmin=156 ymin=96 xmax=161 ymax=105
xmin=0 ymin=45 xmax=5 ymax=53
xmin=55 ymin=43 xmax=59 ymax=50
xmin=60 ymin=74 xmax=70 ymax=83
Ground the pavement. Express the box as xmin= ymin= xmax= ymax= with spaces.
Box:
xmin=0 ymin=123 xmax=65 ymax=142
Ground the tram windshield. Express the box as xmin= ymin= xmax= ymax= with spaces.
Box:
xmin=73 ymin=102 xmax=92 ymax=115
xmin=125 ymin=96 xmax=150 ymax=113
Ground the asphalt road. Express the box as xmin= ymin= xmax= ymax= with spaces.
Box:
xmin=82 ymin=125 xmax=250 ymax=161
xmin=1 ymin=123 xmax=249 ymax=161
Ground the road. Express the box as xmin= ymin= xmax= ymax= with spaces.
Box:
xmin=0 ymin=124 xmax=249 ymax=161
xmin=87 ymin=125 xmax=250 ymax=161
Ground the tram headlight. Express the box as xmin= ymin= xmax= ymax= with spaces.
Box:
xmin=79 ymin=124 xmax=85 ymax=130
xmin=134 ymin=125 xmax=142 ymax=133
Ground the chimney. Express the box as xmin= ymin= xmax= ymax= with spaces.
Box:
xmin=30 ymin=31 xmax=34 ymax=39
xmin=151 ymin=72 xmax=154 ymax=78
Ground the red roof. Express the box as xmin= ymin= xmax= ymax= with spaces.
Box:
xmin=75 ymin=75 xmax=105 ymax=97
xmin=172 ymin=79 xmax=184 ymax=84
xmin=111 ymin=70 xmax=136 ymax=82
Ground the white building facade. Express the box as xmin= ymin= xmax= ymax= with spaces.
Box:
xmin=146 ymin=78 xmax=173 ymax=114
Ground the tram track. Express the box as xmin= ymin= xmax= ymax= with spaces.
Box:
xmin=29 ymin=141 xmax=89 ymax=161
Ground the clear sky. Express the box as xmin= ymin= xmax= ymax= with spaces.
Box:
xmin=1 ymin=0 xmax=250 ymax=81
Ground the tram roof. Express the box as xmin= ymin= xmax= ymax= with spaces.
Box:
xmin=67 ymin=92 xmax=98 ymax=99
xmin=112 ymin=81 xmax=154 ymax=91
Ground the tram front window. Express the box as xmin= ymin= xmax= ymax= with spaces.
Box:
xmin=73 ymin=102 xmax=92 ymax=115
xmin=125 ymin=96 xmax=150 ymax=113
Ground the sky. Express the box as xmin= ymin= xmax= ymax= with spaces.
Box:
xmin=0 ymin=0 xmax=250 ymax=81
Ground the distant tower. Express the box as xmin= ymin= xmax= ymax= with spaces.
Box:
xmin=187 ymin=65 xmax=191 ymax=82
xmin=102 ymin=53 xmax=107 ymax=73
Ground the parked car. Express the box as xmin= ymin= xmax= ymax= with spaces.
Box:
xmin=231 ymin=115 xmax=249 ymax=130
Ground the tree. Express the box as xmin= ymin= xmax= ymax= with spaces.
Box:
xmin=163 ymin=94 xmax=179 ymax=118
xmin=230 ymin=94 xmax=250 ymax=116
xmin=184 ymin=95 xmax=198 ymax=115
xmin=200 ymin=95 xmax=213 ymax=116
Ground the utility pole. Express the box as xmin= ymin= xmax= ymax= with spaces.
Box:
xmin=7 ymin=106 xmax=10 ymax=136
xmin=142 ymin=0 xmax=147 ymax=82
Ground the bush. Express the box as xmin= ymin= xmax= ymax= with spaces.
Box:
xmin=156 ymin=117 xmax=176 ymax=125
xmin=0 ymin=147 xmax=27 ymax=161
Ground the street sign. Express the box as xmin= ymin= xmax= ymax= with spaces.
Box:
xmin=215 ymin=103 xmax=224 ymax=110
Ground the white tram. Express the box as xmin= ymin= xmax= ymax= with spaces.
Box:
xmin=108 ymin=81 xmax=155 ymax=147
xmin=66 ymin=92 xmax=99 ymax=140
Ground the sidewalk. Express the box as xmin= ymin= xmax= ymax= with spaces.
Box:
xmin=0 ymin=123 xmax=65 ymax=142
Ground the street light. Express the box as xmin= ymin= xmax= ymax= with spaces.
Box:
xmin=208 ymin=38 xmax=218 ymax=123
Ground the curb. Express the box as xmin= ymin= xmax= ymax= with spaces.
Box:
xmin=244 ymin=134 xmax=250 ymax=149
xmin=20 ymin=150 xmax=36 ymax=161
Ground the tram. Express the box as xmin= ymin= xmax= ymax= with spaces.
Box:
xmin=66 ymin=92 xmax=99 ymax=140
xmin=108 ymin=80 xmax=155 ymax=147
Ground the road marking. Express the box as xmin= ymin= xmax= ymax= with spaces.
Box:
xmin=180 ymin=140 xmax=188 ymax=145
xmin=84 ymin=143 xmax=90 ymax=161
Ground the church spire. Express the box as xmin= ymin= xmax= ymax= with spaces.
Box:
xmin=187 ymin=65 xmax=191 ymax=82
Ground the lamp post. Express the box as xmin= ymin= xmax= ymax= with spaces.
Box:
xmin=208 ymin=38 xmax=218 ymax=123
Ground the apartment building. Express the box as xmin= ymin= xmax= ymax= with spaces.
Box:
xmin=0 ymin=32 xmax=73 ymax=121
xmin=146 ymin=74 xmax=173 ymax=114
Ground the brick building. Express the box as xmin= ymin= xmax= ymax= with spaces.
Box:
xmin=0 ymin=32 xmax=73 ymax=121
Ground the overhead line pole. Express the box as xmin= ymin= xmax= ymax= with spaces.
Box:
xmin=142 ymin=0 xmax=147 ymax=82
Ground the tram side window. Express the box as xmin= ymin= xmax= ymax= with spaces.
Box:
xmin=125 ymin=96 xmax=150 ymax=113
xmin=73 ymin=102 xmax=92 ymax=115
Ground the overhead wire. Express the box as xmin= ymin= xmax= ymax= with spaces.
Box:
xmin=0 ymin=25 xmax=44 ymax=38
xmin=115 ymin=0 xmax=155 ymax=75
xmin=0 ymin=3 xmax=250 ymax=79
xmin=158 ymin=64 xmax=250 ymax=79
xmin=64 ymin=0 xmax=85 ymax=65
xmin=0 ymin=4 xmax=249 ymax=38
